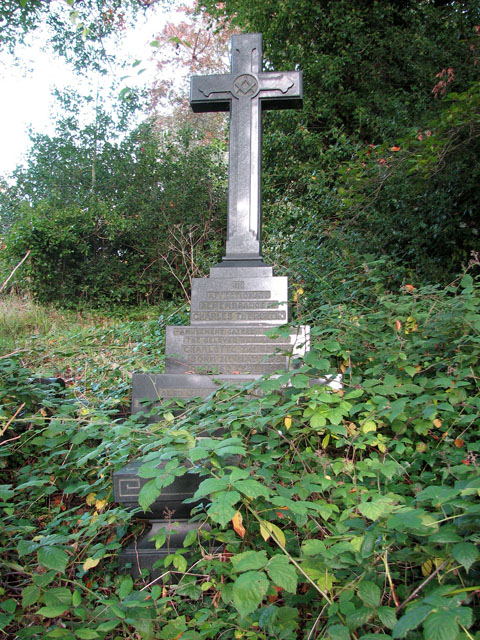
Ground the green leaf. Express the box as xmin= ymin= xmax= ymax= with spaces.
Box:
xmin=37 ymin=605 xmax=70 ymax=617
xmin=359 ymin=635 xmax=392 ymax=640
xmin=460 ymin=274 xmax=473 ymax=293
xmin=234 ymin=479 xmax=270 ymax=499
xmin=96 ymin=620 xmax=120 ymax=632
xmin=22 ymin=585 xmax=40 ymax=608
xmin=423 ymin=610 xmax=459 ymax=640
xmin=44 ymin=587 xmax=72 ymax=608
xmin=158 ymin=615 xmax=187 ymax=639
xmin=0 ymin=612 xmax=13 ymax=630
xmin=346 ymin=607 xmax=372 ymax=629
xmin=75 ymin=630 xmax=100 ymax=639
xmin=377 ymin=606 xmax=397 ymax=629
xmin=232 ymin=570 xmax=269 ymax=618
xmin=358 ymin=498 xmax=394 ymax=521
xmin=231 ymin=550 xmax=268 ymax=572
xmin=310 ymin=410 xmax=327 ymax=429
xmin=266 ymin=555 xmax=297 ymax=593
xmin=33 ymin=571 xmax=56 ymax=588
xmin=118 ymin=575 xmax=133 ymax=599
xmin=17 ymin=539 xmax=39 ymax=557
xmin=393 ymin=605 xmax=432 ymax=638
xmin=327 ymin=624 xmax=350 ymax=640
xmin=193 ymin=477 xmax=229 ymax=500
xmin=37 ymin=546 xmax=69 ymax=573
xmin=0 ymin=600 xmax=15 ymax=615
xmin=138 ymin=479 xmax=162 ymax=512
xmin=452 ymin=542 xmax=479 ymax=572
xmin=0 ymin=485 xmax=14 ymax=501
xmin=301 ymin=539 xmax=325 ymax=556
xmin=173 ymin=553 xmax=187 ymax=573
xmin=207 ymin=491 xmax=241 ymax=526
xmin=358 ymin=580 xmax=381 ymax=608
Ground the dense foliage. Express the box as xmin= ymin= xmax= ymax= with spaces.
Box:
xmin=199 ymin=0 xmax=480 ymax=285
xmin=2 ymin=106 xmax=227 ymax=305
xmin=1 ymin=264 xmax=479 ymax=638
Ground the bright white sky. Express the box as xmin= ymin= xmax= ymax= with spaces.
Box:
xmin=0 ymin=3 xmax=188 ymax=177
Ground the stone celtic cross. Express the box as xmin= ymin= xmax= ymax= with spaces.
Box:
xmin=190 ymin=33 xmax=302 ymax=262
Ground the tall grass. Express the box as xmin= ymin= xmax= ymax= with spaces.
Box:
xmin=0 ymin=293 xmax=67 ymax=355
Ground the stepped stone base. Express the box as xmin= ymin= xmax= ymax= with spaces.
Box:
xmin=119 ymin=520 xmax=207 ymax=579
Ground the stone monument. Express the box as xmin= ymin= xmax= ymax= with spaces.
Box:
xmin=114 ymin=33 xmax=305 ymax=577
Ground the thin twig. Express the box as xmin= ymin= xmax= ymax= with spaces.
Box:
xmin=384 ymin=550 xmax=400 ymax=607
xmin=0 ymin=403 xmax=25 ymax=439
xmin=0 ymin=250 xmax=31 ymax=293
xmin=396 ymin=559 xmax=449 ymax=613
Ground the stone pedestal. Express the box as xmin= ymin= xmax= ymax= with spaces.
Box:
xmin=113 ymin=263 xmax=309 ymax=577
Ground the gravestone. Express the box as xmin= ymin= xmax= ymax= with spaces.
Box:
xmin=114 ymin=33 xmax=305 ymax=578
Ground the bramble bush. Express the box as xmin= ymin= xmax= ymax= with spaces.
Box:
xmin=0 ymin=266 xmax=479 ymax=639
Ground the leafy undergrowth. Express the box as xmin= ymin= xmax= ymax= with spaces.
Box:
xmin=0 ymin=273 xmax=479 ymax=639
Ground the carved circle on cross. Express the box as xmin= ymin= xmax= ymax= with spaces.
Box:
xmin=233 ymin=73 xmax=259 ymax=98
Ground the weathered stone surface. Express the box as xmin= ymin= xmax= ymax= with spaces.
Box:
xmin=165 ymin=326 xmax=309 ymax=375
xmin=191 ymin=33 xmax=302 ymax=261
xmin=131 ymin=372 xmax=261 ymax=418
xmin=113 ymin=460 xmax=201 ymax=518
xmin=118 ymin=520 xmax=205 ymax=579
xmin=190 ymin=275 xmax=288 ymax=326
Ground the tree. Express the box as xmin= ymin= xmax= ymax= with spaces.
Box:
xmin=1 ymin=98 xmax=227 ymax=306
xmin=0 ymin=0 xmax=159 ymax=72
xmin=197 ymin=0 xmax=480 ymax=288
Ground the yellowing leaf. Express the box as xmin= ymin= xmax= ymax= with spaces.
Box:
xmin=362 ymin=420 xmax=377 ymax=434
xmin=260 ymin=520 xmax=286 ymax=547
xmin=95 ymin=499 xmax=107 ymax=512
xmin=284 ymin=415 xmax=292 ymax=430
xmin=232 ymin=511 xmax=246 ymax=538
xmin=259 ymin=522 xmax=270 ymax=542
xmin=433 ymin=418 xmax=442 ymax=428
xmin=421 ymin=559 xmax=432 ymax=576
xmin=86 ymin=493 xmax=96 ymax=506
xmin=83 ymin=557 xmax=100 ymax=572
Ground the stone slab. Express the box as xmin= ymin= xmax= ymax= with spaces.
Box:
xmin=131 ymin=372 xmax=260 ymax=416
xmin=113 ymin=460 xmax=201 ymax=517
xmin=190 ymin=275 xmax=288 ymax=326
xmin=118 ymin=520 xmax=204 ymax=579
xmin=209 ymin=263 xmax=273 ymax=278
xmin=165 ymin=326 xmax=309 ymax=375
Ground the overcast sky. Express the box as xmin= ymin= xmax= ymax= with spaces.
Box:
xmin=0 ymin=4 xmax=187 ymax=177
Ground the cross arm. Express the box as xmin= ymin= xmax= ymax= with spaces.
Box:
xmin=190 ymin=74 xmax=233 ymax=113
xmin=259 ymin=71 xmax=303 ymax=110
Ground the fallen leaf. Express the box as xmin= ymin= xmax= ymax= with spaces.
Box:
xmin=232 ymin=511 xmax=246 ymax=538
xmin=83 ymin=557 xmax=100 ymax=572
